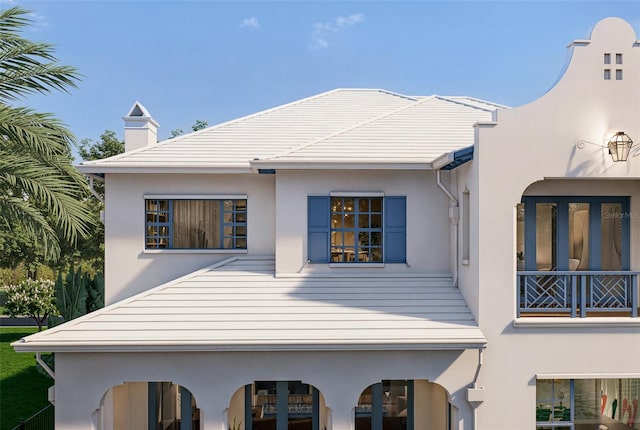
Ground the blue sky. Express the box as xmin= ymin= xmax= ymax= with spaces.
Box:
xmin=7 ymin=0 xmax=640 ymax=154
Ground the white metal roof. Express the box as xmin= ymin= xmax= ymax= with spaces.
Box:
xmin=78 ymin=89 xmax=505 ymax=174
xmin=254 ymin=96 xmax=497 ymax=168
xmin=13 ymin=256 xmax=486 ymax=352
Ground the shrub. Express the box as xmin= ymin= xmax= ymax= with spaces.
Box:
xmin=4 ymin=279 xmax=58 ymax=331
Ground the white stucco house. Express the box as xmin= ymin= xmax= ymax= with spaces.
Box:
xmin=12 ymin=17 xmax=640 ymax=430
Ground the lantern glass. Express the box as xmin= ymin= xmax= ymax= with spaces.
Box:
xmin=607 ymin=132 xmax=633 ymax=162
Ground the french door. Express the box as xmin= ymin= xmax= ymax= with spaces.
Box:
xmin=520 ymin=196 xmax=630 ymax=271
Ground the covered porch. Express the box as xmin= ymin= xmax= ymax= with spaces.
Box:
xmin=515 ymin=180 xmax=640 ymax=320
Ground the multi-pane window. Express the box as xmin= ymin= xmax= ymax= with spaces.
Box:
xmin=308 ymin=195 xmax=406 ymax=264
xmin=145 ymin=198 xmax=247 ymax=249
xmin=330 ymin=197 xmax=383 ymax=263
xmin=536 ymin=378 xmax=640 ymax=429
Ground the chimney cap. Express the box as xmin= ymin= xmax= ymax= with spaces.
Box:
xmin=125 ymin=101 xmax=152 ymax=118
xmin=123 ymin=101 xmax=159 ymax=127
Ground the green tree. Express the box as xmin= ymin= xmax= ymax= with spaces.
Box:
xmin=5 ymin=278 xmax=58 ymax=331
xmin=169 ymin=120 xmax=209 ymax=139
xmin=0 ymin=226 xmax=46 ymax=278
xmin=170 ymin=128 xmax=183 ymax=139
xmin=79 ymin=130 xmax=124 ymax=165
xmin=0 ymin=6 xmax=93 ymax=261
xmin=191 ymin=119 xmax=208 ymax=132
xmin=72 ymin=130 xmax=125 ymax=273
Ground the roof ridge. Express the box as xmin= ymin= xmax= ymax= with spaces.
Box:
xmin=436 ymin=95 xmax=510 ymax=110
xmin=262 ymin=95 xmax=433 ymax=161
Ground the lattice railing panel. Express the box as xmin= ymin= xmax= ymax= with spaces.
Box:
xmin=517 ymin=271 xmax=639 ymax=318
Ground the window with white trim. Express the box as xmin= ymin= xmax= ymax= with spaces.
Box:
xmin=145 ymin=198 xmax=246 ymax=249
xmin=330 ymin=196 xmax=383 ymax=263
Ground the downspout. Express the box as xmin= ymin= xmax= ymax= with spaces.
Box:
xmin=36 ymin=352 xmax=55 ymax=379
xmin=436 ymin=170 xmax=459 ymax=287
xmin=88 ymin=176 xmax=105 ymax=225
xmin=88 ymin=177 xmax=104 ymax=204
xmin=469 ymin=349 xmax=484 ymax=430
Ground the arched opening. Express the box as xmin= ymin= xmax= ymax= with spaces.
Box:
xmin=355 ymin=380 xmax=451 ymax=430
xmin=97 ymin=382 xmax=200 ymax=430
xmin=229 ymin=381 xmax=329 ymax=430
xmin=516 ymin=179 xmax=635 ymax=317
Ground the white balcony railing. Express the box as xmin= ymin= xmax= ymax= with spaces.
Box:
xmin=517 ymin=271 xmax=639 ymax=318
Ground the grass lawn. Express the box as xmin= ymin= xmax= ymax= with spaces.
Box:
xmin=0 ymin=327 xmax=52 ymax=430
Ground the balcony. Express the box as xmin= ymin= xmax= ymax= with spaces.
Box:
xmin=517 ymin=271 xmax=639 ymax=318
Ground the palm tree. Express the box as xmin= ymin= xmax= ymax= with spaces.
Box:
xmin=0 ymin=6 xmax=93 ymax=261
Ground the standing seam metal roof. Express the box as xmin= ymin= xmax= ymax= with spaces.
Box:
xmin=78 ymin=89 xmax=505 ymax=172
xmin=13 ymin=256 xmax=486 ymax=352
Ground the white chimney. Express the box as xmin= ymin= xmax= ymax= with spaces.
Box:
xmin=123 ymin=101 xmax=159 ymax=152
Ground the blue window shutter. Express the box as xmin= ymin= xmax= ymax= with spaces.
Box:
xmin=308 ymin=196 xmax=330 ymax=263
xmin=384 ymin=196 xmax=406 ymax=263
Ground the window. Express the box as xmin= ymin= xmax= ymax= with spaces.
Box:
xmin=308 ymin=195 xmax=406 ymax=264
xmin=330 ymin=197 xmax=383 ymax=263
xmin=536 ymin=378 xmax=640 ymax=429
xmin=245 ymin=381 xmax=322 ymax=430
xmin=462 ymin=190 xmax=470 ymax=263
xmin=355 ymin=380 xmax=452 ymax=430
xmin=145 ymin=198 xmax=247 ymax=250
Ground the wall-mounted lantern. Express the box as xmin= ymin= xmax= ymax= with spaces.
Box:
xmin=607 ymin=131 xmax=633 ymax=162
xmin=576 ymin=131 xmax=633 ymax=162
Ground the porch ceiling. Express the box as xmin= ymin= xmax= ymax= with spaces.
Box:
xmin=12 ymin=257 xmax=486 ymax=353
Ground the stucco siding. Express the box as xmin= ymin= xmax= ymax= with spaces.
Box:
xmin=275 ymin=170 xmax=451 ymax=275
xmin=472 ymin=17 xmax=640 ymax=429
xmin=104 ymin=173 xmax=275 ymax=304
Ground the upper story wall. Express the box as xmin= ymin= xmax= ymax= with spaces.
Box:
xmin=478 ymin=17 xmax=639 ymax=202
xmin=274 ymin=170 xmax=451 ymax=275
xmin=471 ymin=17 xmax=639 ymax=327
xmin=104 ymin=173 xmax=275 ymax=304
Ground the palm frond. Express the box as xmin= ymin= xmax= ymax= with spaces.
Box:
xmin=0 ymin=6 xmax=91 ymax=263
xmin=0 ymin=104 xmax=76 ymax=157
xmin=0 ymin=193 xmax=60 ymax=259
xmin=0 ymin=150 xmax=93 ymax=243
xmin=0 ymin=7 xmax=79 ymax=101
xmin=0 ymin=7 xmax=32 ymax=36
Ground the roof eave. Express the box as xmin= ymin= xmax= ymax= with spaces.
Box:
xmin=12 ymin=340 xmax=487 ymax=353
xmin=77 ymin=165 xmax=255 ymax=175
xmin=250 ymin=160 xmax=435 ymax=171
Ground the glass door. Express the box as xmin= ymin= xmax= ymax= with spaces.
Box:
xmin=521 ymin=197 xmax=629 ymax=272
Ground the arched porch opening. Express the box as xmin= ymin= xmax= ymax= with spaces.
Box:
xmin=355 ymin=380 xmax=451 ymax=430
xmin=96 ymin=381 xmax=200 ymax=430
xmin=515 ymin=179 xmax=638 ymax=318
xmin=228 ymin=381 xmax=329 ymax=430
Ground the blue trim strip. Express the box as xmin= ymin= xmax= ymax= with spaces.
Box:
xmin=371 ymin=383 xmax=383 ymax=430
xmin=312 ymin=387 xmax=319 ymax=430
xmin=407 ymin=380 xmax=414 ymax=430
xmin=440 ymin=146 xmax=474 ymax=170
xmin=245 ymin=384 xmax=253 ymax=430
xmin=180 ymin=386 xmax=192 ymax=430
xmin=148 ymin=383 xmax=157 ymax=430
xmin=276 ymin=381 xmax=288 ymax=430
